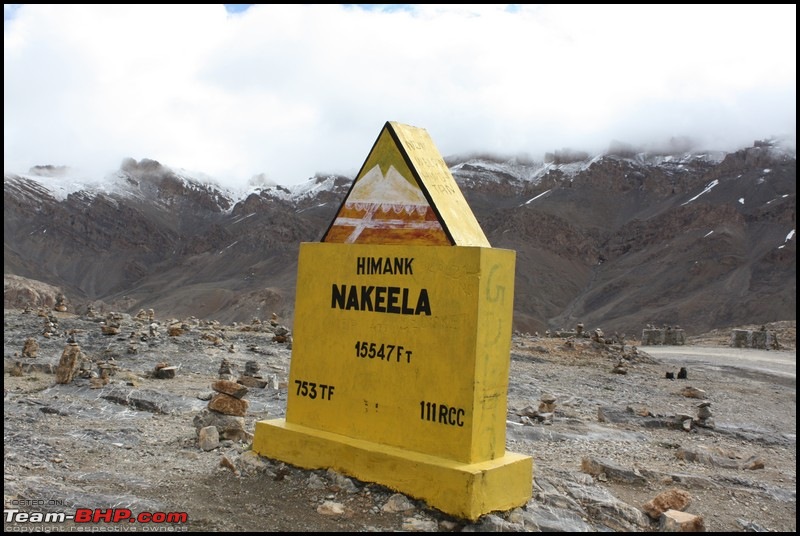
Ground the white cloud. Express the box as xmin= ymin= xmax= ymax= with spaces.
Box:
xmin=4 ymin=4 xmax=797 ymax=188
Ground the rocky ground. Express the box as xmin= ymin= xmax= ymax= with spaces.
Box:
xmin=3 ymin=308 xmax=796 ymax=532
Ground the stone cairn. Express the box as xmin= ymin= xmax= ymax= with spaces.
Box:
xmin=11 ymin=337 xmax=42 ymax=377
xmin=238 ymin=359 xmax=269 ymax=388
xmin=193 ymin=379 xmax=252 ymax=451
xmin=55 ymin=341 xmax=85 ymax=384
xmin=101 ymin=313 xmax=122 ymax=335
xmin=695 ymin=401 xmax=714 ymax=429
xmin=236 ymin=313 xmax=292 ymax=346
xmin=135 ymin=308 xmax=156 ymax=322
xmin=54 ymin=293 xmax=68 ymax=312
xmin=22 ymin=338 xmax=39 ymax=358
xmin=218 ymin=358 xmax=237 ymax=380
xmin=42 ymin=314 xmax=58 ymax=338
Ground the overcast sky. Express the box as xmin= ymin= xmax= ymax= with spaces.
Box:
xmin=4 ymin=4 xmax=796 ymax=189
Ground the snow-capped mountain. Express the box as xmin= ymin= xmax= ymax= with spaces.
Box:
xmin=4 ymin=139 xmax=796 ymax=336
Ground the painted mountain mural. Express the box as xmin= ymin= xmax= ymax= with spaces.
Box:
xmin=322 ymin=163 xmax=448 ymax=245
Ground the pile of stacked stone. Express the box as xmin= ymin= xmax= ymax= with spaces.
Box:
xmin=674 ymin=399 xmax=714 ymax=432
xmin=238 ymin=360 xmax=268 ymax=388
xmin=134 ymin=308 xmax=155 ymax=322
xmin=54 ymin=293 xmax=68 ymax=312
xmin=132 ymin=308 xmax=158 ymax=348
xmin=22 ymin=338 xmax=39 ymax=358
xmin=235 ymin=314 xmax=293 ymax=345
xmin=42 ymin=314 xmax=58 ymax=338
xmin=209 ymin=379 xmax=249 ymax=417
xmin=200 ymin=331 xmax=225 ymax=346
xmin=55 ymin=341 xmax=86 ymax=384
xmin=694 ymin=401 xmax=714 ymax=429
xmin=90 ymin=359 xmax=117 ymax=388
xmin=591 ymin=328 xmax=605 ymax=344
xmin=218 ymin=358 xmax=237 ymax=380
xmin=167 ymin=323 xmax=185 ymax=337
xmin=272 ymin=325 xmax=291 ymax=344
xmin=101 ymin=313 xmax=122 ymax=335
xmin=194 ymin=379 xmax=251 ymax=451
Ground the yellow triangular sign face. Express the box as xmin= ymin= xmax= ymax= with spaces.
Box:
xmin=321 ymin=121 xmax=490 ymax=247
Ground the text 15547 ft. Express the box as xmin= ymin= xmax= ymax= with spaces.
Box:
xmin=355 ymin=341 xmax=412 ymax=363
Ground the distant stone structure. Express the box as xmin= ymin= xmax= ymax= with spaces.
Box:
xmin=641 ymin=325 xmax=685 ymax=346
xmin=730 ymin=327 xmax=778 ymax=349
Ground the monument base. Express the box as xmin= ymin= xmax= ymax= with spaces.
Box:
xmin=252 ymin=418 xmax=534 ymax=521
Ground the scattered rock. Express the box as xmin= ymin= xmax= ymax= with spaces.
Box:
xmin=611 ymin=361 xmax=628 ymax=374
xmin=580 ymin=457 xmax=648 ymax=484
xmin=153 ymin=363 xmax=177 ymax=379
xmin=238 ymin=376 xmax=269 ymax=389
xmin=659 ymin=509 xmax=705 ymax=532
xmin=680 ymin=386 xmax=706 ymax=399
xmin=1 ymin=309 xmax=794 ymax=532
xmin=168 ymin=325 xmax=184 ymax=337
xmin=10 ymin=362 xmax=24 ymax=377
xmin=317 ymin=500 xmax=345 ymax=516
xmin=219 ymin=455 xmax=240 ymax=476
xmin=197 ymin=425 xmax=220 ymax=451
xmin=382 ymin=493 xmax=416 ymax=513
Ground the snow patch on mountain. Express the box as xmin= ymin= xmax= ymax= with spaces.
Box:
xmin=682 ymin=179 xmax=720 ymax=206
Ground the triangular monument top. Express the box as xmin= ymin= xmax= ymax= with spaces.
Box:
xmin=321 ymin=121 xmax=491 ymax=247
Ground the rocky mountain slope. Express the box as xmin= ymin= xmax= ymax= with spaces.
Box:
xmin=4 ymin=140 xmax=796 ymax=336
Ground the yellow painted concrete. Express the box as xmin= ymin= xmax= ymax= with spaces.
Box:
xmin=389 ymin=121 xmax=490 ymax=247
xmin=285 ymin=242 xmax=515 ymax=463
xmin=252 ymin=121 xmax=532 ymax=520
xmin=252 ymin=418 xmax=534 ymax=522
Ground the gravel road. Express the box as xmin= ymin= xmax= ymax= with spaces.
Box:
xmin=641 ymin=346 xmax=796 ymax=382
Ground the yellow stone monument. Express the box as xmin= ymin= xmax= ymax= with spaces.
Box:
xmin=252 ymin=121 xmax=533 ymax=521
